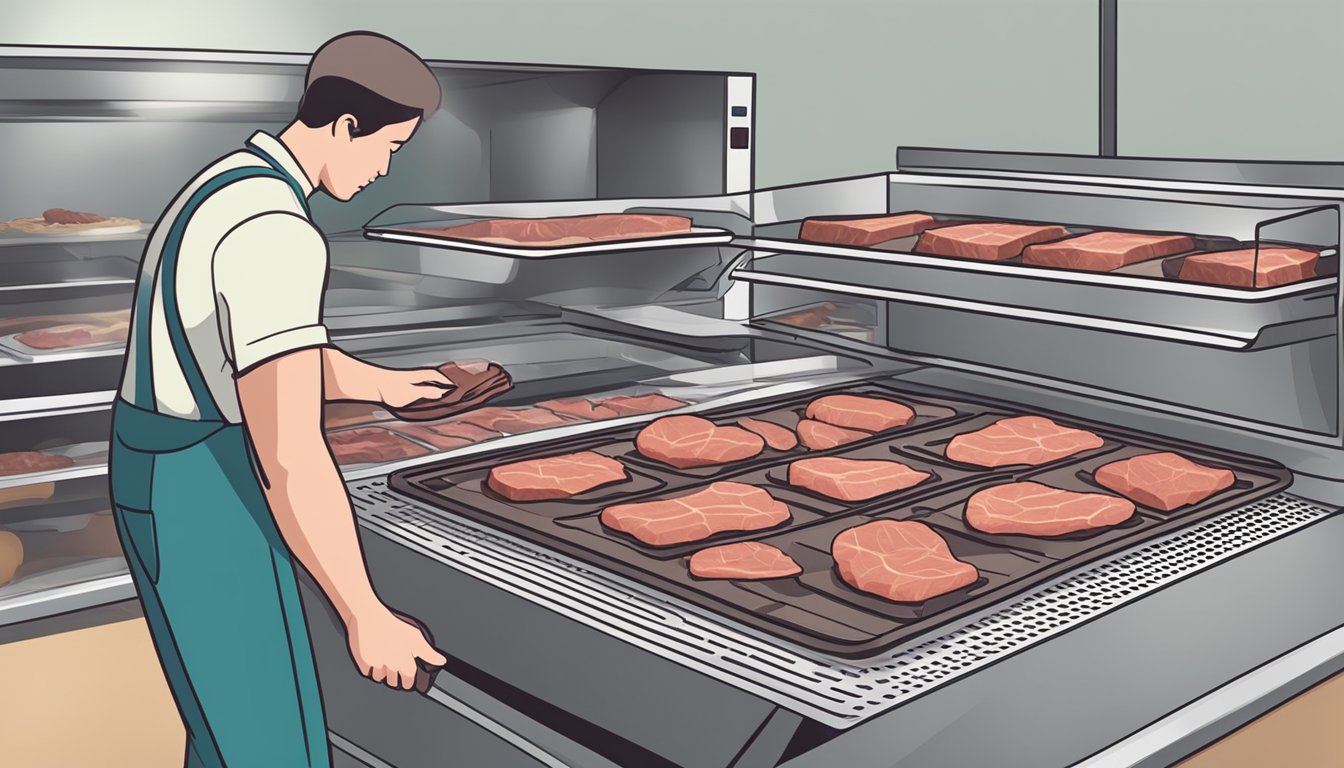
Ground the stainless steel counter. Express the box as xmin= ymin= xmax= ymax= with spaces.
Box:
xmin=298 ymin=364 xmax=1343 ymax=768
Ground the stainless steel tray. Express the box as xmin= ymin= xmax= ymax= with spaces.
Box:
xmin=734 ymin=247 xmax=1337 ymax=351
xmin=362 ymin=196 xmax=750 ymax=259
xmin=366 ymin=226 xmax=733 ymax=258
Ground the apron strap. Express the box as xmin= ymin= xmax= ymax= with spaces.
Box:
xmin=132 ymin=146 xmax=311 ymax=421
xmin=245 ymin=138 xmax=313 ymax=218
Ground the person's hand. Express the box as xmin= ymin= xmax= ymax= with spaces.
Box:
xmin=345 ymin=605 xmax=447 ymax=690
xmin=375 ymin=367 xmax=454 ymax=409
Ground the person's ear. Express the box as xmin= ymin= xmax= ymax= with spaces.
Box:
xmin=333 ymin=114 xmax=358 ymax=140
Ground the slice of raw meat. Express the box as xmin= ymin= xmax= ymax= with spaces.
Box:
xmin=797 ymin=419 xmax=870 ymax=450
xmin=0 ymin=451 xmax=76 ymax=476
xmin=404 ymin=213 xmax=693 ymax=247
xmin=635 ymin=416 xmax=765 ymax=469
xmin=327 ymin=427 xmax=429 ymax=466
xmin=390 ymin=425 xmax=471 ymax=452
xmin=387 ymin=360 xmax=513 ymax=421
xmin=769 ymin=303 xmax=837 ymax=329
xmin=459 ymin=406 xmax=577 ymax=434
xmin=800 ymin=212 xmax=937 ymax=247
xmin=689 ymin=542 xmax=802 ymax=579
xmin=486 ymin=451 xmax=629 ymax=501
xmin=1178 ymin=247 xmax=1319 ymax=288
xmin=945 ymin=416 xmax=1104 ymax=467
xmin=419 ymin=420 xmax=501 ymax=442
xmin=1093 ymin=451 xmax=1235 ymax=512
xmin=598 ymin=393 xmax=687 ymax=417
xmin=43 ymin=208 xmax=111 ymax=225
xmin=737 ymin=417 xmax=798 ymax=451
xmin=965 ymin=482 xmax=1135 ymax=536
xmin=600 ymin=481 xmax=790 ymax=546
xmin=833 ymin=520 xmax=979 ymax=602
xmin=789 ymin=457 xmax=931 ymax=501
xmin=538 ymin=398 xmax=620 ymax=421
xmin=914 ymin=222 xmax=1071 ymax=262
xmin=1022 ymin=231 xmax=1194 ymax=272
xmin=805 ymin=394 xmax=915 ymax=433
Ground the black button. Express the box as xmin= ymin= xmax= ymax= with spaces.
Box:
xmin=730 ymin=127 xmax=750 ymax=149
xmin=731 ymin=106 xmax=748 ymax=117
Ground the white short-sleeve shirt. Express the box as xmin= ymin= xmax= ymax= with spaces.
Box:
xmin=119 ymin=131 xmax=330 ymax=423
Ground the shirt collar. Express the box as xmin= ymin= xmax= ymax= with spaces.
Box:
xmin=246 ymin=131 xmax=316 ymax=198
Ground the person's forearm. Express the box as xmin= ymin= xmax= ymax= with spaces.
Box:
xmin=240 ymin=348 xmax=383 ymax=627
xmin=321 ymin=347 xmax=383 ymax=402
xmin=262 ymin=447 xmax=382 ymax=626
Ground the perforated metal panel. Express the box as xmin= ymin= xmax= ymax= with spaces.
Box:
xmin=351 ymin=480 xmax=1334 ymax=730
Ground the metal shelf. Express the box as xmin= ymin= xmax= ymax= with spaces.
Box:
xmin=733 ymin=248 xmax=1338 ymax=352
xmin=365 ymin=226 xmax=734 ymax=258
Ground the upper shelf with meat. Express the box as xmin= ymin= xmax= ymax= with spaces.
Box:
xmin=751 ymin=207 xmax=1339 ymax=295
xmin=362 ymin=197 xmax=747 ymax=258
xmin=736 ymin=173 xmax=1343 ymax=351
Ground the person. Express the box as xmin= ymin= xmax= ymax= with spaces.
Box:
xmin=108 ymin=31 xmax=450 ymax=767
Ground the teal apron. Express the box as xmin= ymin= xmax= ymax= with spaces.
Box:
xmin=109 ymin=139 xmax=330 ymax=768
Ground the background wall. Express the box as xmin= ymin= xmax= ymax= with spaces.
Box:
xmin=2 ymin=0 xmax=1099 ymax=188
xmin=5 ymin=0 xmax=1341 ymax=186
xmin=1119 ymin=0 xmax=1344 ymax=161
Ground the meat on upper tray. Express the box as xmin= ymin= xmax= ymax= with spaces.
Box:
xmin=965 ymin=482 xmax=1136 ymax=537
xmin=1093 ymin=451 xmax=1235 ymax=511
xmin=689 ymin=541 xmax=801 ymax=580
xmin=1021 ymin=231 xmax=1194 ymax=272
xmin=487 ymin=451 xmax=629 ymax=501
xmin=399 ymin=213 xmax=693 ymax=248
xmin=914 ymin=222 xmax=1070 ymax=262
xmin=833 ymin=520 xmax=979 ymax=603
xmin=945 ymin=416 xmax=1104 ymax=468
xmin=600 ymin=481 xmax=791 ymax=547
xmin=1177 ymin=246 xmax=1320 ymax=289
xmin=799 ymin=212 xmax=938 ymax=247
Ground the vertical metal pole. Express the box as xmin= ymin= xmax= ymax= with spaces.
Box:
xmin=1099 ymin=0 xmax=1118 ymax=156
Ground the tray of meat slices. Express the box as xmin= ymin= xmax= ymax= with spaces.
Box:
xmin=388 ymin=380 xmax=1292 ymax=659
xmin=320 ymin=358 xmax=692 ymax=472
xmin=792 ymin=212 xmax=1337 ymax=290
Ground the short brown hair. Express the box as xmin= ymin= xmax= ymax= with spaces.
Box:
xmin=305 ymin=32 xmax=440 ymax=118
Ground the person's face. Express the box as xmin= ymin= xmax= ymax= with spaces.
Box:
xmin=322 ymin=116 xmax=419 ymax=201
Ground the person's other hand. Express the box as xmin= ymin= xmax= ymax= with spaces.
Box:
xmin=345 ymin=605 xmax=447 ymax=690
xmin=376 ymin=367 xmax=454 ymax=409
